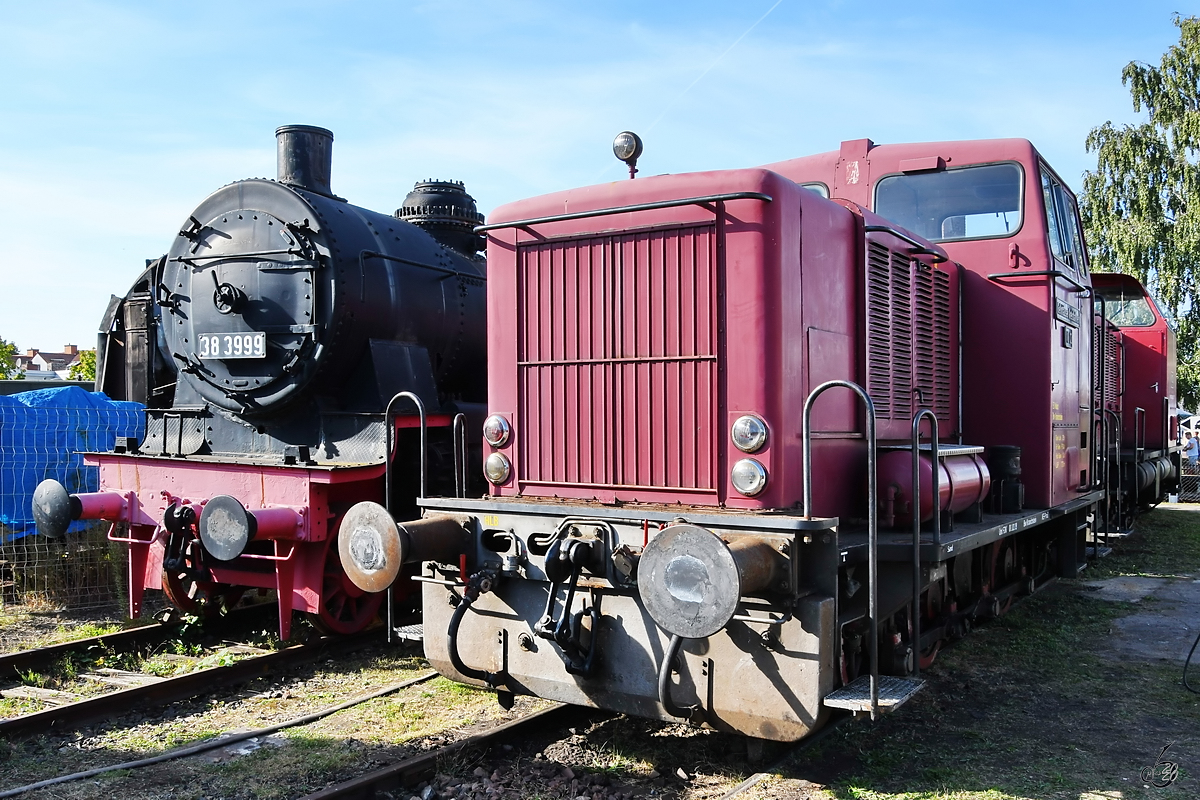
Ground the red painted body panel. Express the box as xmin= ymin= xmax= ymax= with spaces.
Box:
xmin=485 ymin=168 xmax=955 ymax=520
xmin=1091 ymin=273 xmax=1178 ymax=450
xmin=83 ymin=454 xmax=384 ymax=637
xmin=769 ymin=139 xmax=1092 ymax=509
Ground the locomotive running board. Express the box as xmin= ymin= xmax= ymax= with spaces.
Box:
xmin=823 ymin=675 xmax=925 ymax=714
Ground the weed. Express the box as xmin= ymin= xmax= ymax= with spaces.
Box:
xmin=0 ymin=696 xmax=41 ymax=716
xmin=16 ymin=668 xmax=46 ymax=688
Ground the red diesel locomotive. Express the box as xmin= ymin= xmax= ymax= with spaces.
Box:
xmin=326 ymin=134 xmax=1179 ymax=742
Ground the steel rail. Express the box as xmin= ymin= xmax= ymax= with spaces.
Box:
xmin=0 ymin=603 xmax=276 ymax=679
xmin=0 ymin=629 xmax=375 ymax=738
xmin=300 ymin=704 xmax=583 ymax=799
xmin=0 ymin=672 xmax=438 ymax=800
xmin=718 ymin=715 xmax=851 ymax=799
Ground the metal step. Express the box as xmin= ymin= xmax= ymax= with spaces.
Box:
xmin=823 ymin=675 xmax=925 ymax=713
xmin=1086 ymin=545 xmax=1113 ymax=558
xmin=391 ymin=623 xmax=424 ymax=642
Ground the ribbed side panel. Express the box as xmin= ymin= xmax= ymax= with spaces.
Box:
xmin=865 ymin=243 xmax=914 ymax=420
xmin=866 ymin=244 xmax=894 ymax=416
xmin=867 ymin=243 xmax=952 ymax=422
xmin=1094 ymin=325 xmax=1120 ymax=409
xmin=929 ymin=268 xmax=953 ymax=418
xmin=516 ymin=224 xmax=718 ymax=492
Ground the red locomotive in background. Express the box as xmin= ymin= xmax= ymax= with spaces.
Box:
xmin=330 ymin=134 xmax=1178 ymax=741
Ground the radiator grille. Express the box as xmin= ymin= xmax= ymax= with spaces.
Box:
xmin=1094 ymin=324 xmax=1121 ymax=409
xmin=914 ymin=265 xmax=953 ymax=419
xmin=516 ymin=224 xmax=718 ymax=492
xmin=866 ymin=242 xmax=952 ymax=421
xmin=866 ymin=243 xmax=912 ymax=420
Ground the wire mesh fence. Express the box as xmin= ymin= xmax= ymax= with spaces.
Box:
xmin=0 ymin=387 xmax=143 ymax=612
xmin=1180 ymin=463 xmax=1200 ymax=503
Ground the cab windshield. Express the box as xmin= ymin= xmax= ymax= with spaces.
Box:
xmin=1096 ymin=287 xmax=1158 ymax=328
xmin=875 ymin=163 xmax=1022 ymax=242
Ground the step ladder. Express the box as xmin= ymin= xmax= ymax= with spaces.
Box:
xmin=802 ymin=381 xmax=925 ymax=720
xmin=823 ymin=675 xmax=925 ymax=713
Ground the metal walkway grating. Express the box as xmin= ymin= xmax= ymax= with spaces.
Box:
xmin=823 ymin=675 xmax=925 ymax=712
xmin=391 ymin=623 xmax=424 ymax=642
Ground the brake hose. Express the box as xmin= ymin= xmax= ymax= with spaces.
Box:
xmin=1184 ymin=629 xmax=1200 ymax=694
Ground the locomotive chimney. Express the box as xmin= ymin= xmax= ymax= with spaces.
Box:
xmin=275 ymin=124 xmax=334 ymax=196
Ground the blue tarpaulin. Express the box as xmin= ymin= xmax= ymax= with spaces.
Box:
xmin=0 ymin=387 xmax=143 ymax=540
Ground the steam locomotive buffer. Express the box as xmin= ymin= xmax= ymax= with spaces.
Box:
xmin=33 ymin=126 xmax=487 ymax=639
xmin=328 ymin=135 xmax=1179 ymax=742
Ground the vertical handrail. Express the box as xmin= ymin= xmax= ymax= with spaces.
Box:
xmin=383 ymin=391 xmax=426 ymax=644
xmin=1105 ymin=408 xmax=1122 ymax=540
xmin=452 ymin=413 xmax=468 ymax=498
xmin=1094 ymin=296 xmax=1107 ymax=489
xmin=1134 ymin=407 xmax=1146 ymax=467
xmin=1163 ymin=396 xmax=1171 ymax=453
xmin=802 ymin=380 xmax=879 ymax=719
xmin=1099 ymin=411 xmax=1110 ymax=554
xmin=384 ymin=391 xmax=427 ymax=505
xmin=1093 ymin=296 xmax=1103 ymax=488
xmin=909 ymin=409 xmax=939 ymax=679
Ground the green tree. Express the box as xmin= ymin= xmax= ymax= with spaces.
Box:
xmin=67 ymin=350 xmax=96 ymax=382
xmin=1081 ymin=14 xmax=1200 ymax=410
xmin=0 ymin=335 xmax=21 ymax=380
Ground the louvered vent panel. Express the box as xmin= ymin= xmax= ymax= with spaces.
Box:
xmin=865 ymin=243 xmax=919 ymax=420
xmin=866 ymin=243 xmax=895 ymax=417
xmin=890 ymin=250 xmax=913 ymax=420
xmin=516 ymin=224 xmax=719 ymax=492
xmin=868 ymin=243 xmax=951 ymax=422
xmin=914 ymin=266 xmax=935 ymax=412
xmin=1093 ymin=325 xmax=1120 ymax=409
xmin=931 ymin=268 xmax=953 ymax=418
xmin=1106 ymin=331 xmax=1120 ymax=406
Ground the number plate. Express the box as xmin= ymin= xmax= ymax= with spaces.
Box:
xmin=197 ymin=332 xmax=266 ymax=360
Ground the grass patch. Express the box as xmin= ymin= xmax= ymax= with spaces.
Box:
xmin=771 ymin=505 xmax=1200 ymax=800
xmin=1091 ymin=506 xmax=1200 ymax=578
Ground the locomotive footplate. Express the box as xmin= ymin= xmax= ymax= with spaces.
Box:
xmin=839 ymin=490 xmax=1104 ymax=565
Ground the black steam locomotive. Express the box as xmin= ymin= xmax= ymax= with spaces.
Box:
xmin=35 ymin=125 xmax=486 ymax=638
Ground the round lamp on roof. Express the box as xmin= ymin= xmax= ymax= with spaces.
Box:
xmin=613 ymin=131 xmax=643 ymax=178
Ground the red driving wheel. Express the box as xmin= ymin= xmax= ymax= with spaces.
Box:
xmin=161 ymin=569 xmax=245 ymax=617
xmin=308 ymin=531 xmax=384 ymax=635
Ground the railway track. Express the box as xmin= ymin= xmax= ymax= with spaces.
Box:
xmin=0 ymin=602 xmax=276 ymax=678
xmin=301 ymin=703 xmax=588 ymax=799
xmin=0 ymin=618 xmax=377 ymax=738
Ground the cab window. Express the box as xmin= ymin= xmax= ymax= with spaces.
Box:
xmin=1096 ymin=287 xmax=1157 ymax=327
xmin=874 ymin=163 xmax=1022 ymax=242
xmin=1040 ymin=167 xmax=1087 ymax=273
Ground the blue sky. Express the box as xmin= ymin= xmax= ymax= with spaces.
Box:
xmin=0 ymin=1 xmax=1192 ymax=352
